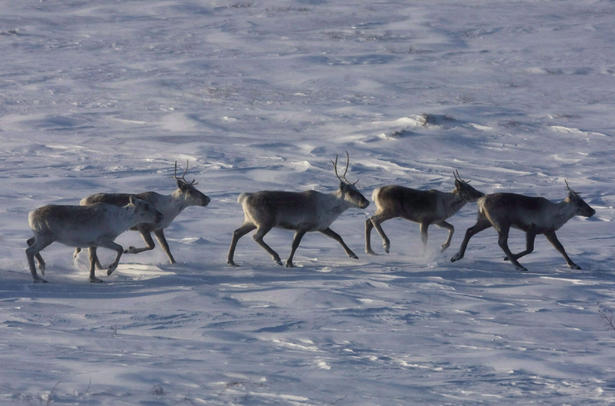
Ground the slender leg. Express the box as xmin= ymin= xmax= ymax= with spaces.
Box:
xmin=154 ymin=229 xmax=176 ymax=264
xmin=320 ymin=228 xmax=358 ymax=259
xmin=95 ymin=248 xmax=104 ymax=269
xmin=497 ymin=226 xmax=527 ymax=271
xmin=450 ymin=217 xmax=491 ymax=262
xmin=286 ymin=230 xmax=307 ymax=267
xmin=95 ymin=241 xmax=125 ymax=276
xmin=365 ymin=217 xmax=376 ymax=255
xmin=545 ymin=231 xmax=580 ymax=269
xmin=253 ymin=224 xmax=282 ymax=266
xmin=504 ymin=231 xmax=536 ymax=261
xmin=227 ymin=223 xmax=256 ymax=266
xmin=436 ymin=220 xmax=454 ymax=251
xmin=87 ymin=247 xmax=104 ymax=270
xmin=88 ymin=247 xmax=104 ymax=283
xmin=35 ymin=252 xmax=46 ymax=274
xmin=419 ymin=222 xmax=429 ymax=247
xmin=25 ymin=236 xmax=52 ymax=283
xmin=369 ymin=213 xmax=394 ymax=254
xmin=125 ymin=231 xmax=156 ymax=255
xmin=28 ymin=238 xmax=46 ymax=274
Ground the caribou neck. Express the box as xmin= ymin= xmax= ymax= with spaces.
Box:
xmin=331 ymin=189 xmax=354 ymax=211
xmin=552 ymin=199 xmax=579 ymax=230
xmin=442 ymin=191 xmax=467 ymax=218
xmin=155 ymin=191 xmax=187 ymax=221
xmin=169 ymin=189 xmax=192 ymax=208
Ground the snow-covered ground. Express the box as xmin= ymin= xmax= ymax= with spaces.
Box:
xmin=1 ymin=0 xmax=615 ymax=404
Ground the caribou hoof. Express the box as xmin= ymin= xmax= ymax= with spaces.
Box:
xmin=450 ymin=253 xmax=462 ymax=262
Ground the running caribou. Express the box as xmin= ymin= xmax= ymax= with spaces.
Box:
xmin=365 ymin=171 xmax=484 ymax=255
xmin=450 ymin=181 xmax=595 ymax=271
xmin=227 ymin=152 xmax=370 ymax=267
xmin=26 ymin=196 xmax=162 ymax=283
xmin=74 ymin=161 xmax=210 ymax=267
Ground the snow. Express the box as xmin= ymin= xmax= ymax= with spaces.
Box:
xmin=1 ymin=0 xmax=615 ymax=404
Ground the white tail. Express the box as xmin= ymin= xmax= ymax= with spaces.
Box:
xmin=75 ymin=161 xmax=210 ymax=267
xmin=227 ymin=153 xmax=369 ymax=267
xmin=26 ymin=196 xmax=162 ymax=283
xmin=365 ymin=171 xmax=483 ymax=254
xmin=450 ymin=181 xmax=595 ymax=271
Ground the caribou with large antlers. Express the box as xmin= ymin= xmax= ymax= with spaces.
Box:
xmin=450 ymin=181 xmax=595 ymax=271
xmin=365 ymin=171 xmax=484 ymax=255
xmin=227 ymin=153 xmax=369 ymax=267
xmin=75 ymin=161 xmax=210 ymax=266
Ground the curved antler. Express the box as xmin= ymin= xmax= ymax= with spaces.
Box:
xmin=332 ymin=151 xmax=356 ymax=184
xmin=454 ymin=170 xmax=473 ymax=185
xmin=174 ymin=160 xmax=197 ymax=185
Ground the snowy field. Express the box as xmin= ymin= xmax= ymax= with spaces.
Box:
xmin=1 ymin=0 xmax=615 ymax=404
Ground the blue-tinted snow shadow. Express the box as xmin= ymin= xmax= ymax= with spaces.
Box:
xmin=0 ymin=259 xmax=358 ymax=301
xmin=2 ymin=249 xmax=612 ymax=302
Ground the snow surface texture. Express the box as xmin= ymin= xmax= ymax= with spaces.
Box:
xmin=1 ymin=1 xmax=615 ymax=404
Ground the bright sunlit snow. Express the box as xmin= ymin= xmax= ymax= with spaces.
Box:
xmin=1 ymin=1 xmax=615 ymax=404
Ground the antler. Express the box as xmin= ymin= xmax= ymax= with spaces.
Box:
xmin=453 ymin=169 xmax=468 ymax=183
xmin=174 ymin=160 xmax=198 ymax=185
xmin=332 ymin=151 xmax=358 ymax=185
xmin=564 ymin=179 xmax=578 ymax=195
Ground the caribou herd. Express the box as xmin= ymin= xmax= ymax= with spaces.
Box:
xmin=25 ymin=156 xmax=595 ymax=282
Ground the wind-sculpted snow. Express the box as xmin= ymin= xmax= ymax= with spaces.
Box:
xmin=1 ymin=0 xmax=615 ymax=404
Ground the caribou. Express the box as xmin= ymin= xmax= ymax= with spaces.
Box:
xmin=227 ymin=153 xmax=370 ymax=267
xmin=365 ymin=171 xmax=484 ymax=255
xmin=74 ymin=161 xmax=210 ymax=267
xmin=26 ymin=196 xmax=162 ymax=283
xmin=450 ymin=181 xmax=595 ymax=271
